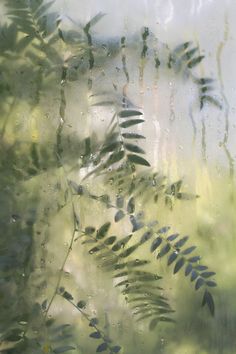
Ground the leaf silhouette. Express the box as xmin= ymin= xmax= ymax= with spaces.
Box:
xmin=120 ymin=119 xmax=144 ymax=128
xmin=127 ymin=154 xmax=150 ymax=166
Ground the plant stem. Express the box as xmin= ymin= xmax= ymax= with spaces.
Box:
xmin=45 ymin=156 xmax=78 ymax=317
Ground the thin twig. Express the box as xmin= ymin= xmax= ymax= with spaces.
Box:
xmin=45 ymin=155 xmax=79 ymax=317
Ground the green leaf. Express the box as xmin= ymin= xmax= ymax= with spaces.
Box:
xmin=187 ymin=55 xmax=204 ymax=68
xmin=190 ymin=270 xmax=198 ymax=281
xmin=167 ymin=53 xmax=175 ymax=68
xmin=166 ymin=233 xmax=179 ymax=241
xmin=130 ymin=215 xmax=144 ymax=232
xmin=173 ymin=258 xmax=185 ymax=274
xmin=112 ymin=235 xmax=132 ymax=251
xmin=159 ymin=316 xmax=175 ymax=323
xmin=167 ymin=252 xmax=178 ymax=266
xmin=62 ymin=291 xmax=73 ymax=301
xmin=59 ymin=287 xmax=65 ymax=294
xmin=200 ymin=95 xmax=222 ymax=110
xmin=118 ymin=109 xmax=143 ymax=118
xmin=122 ymin=133 xmax=145 ymax=139
xmin=157 ymin=244 xmax=171 ymax=259
xmin=115 ymin=210 xmax=125 ymax=222
xmin=202 ymin=290 xmax=215 ymax=316
xmin=185 ymin=263 xmax=192 ymax=276
xmin=131 ymin=272 xmax=161 ymax=282
xmin=206 ymin=281 xmax=217 ymax=287
xmin=96 ymin=342 xmax=108 ymax=352
xmin=82 ymin=239 xmax=96 ymax=245
xmin=140 ymin=230 xmax=153 ymax=244
xmin=114 ymin=259 xmax=150 ymax=270
xmin=176 ymin=192 xmax=197 ymax=200
xmin=54 ymin=346 xmax=76 ymax=353
xmin=92 ymin=100 xmax=115 ymax=106
xmin=158 ymin=227 xmax=170 ymax=234
xmin=150 ymin=237 xmax=162 ymax=252
xmin=201 ymin=271 xmax=216 ymax=278
xmin=181 ymin=47 xmax=198 ymax=61
xmin=129 ymin=296 xmax=169 ymax=307
xmin=201 ymin=86 xmax=214 ymax=94
xmin=174 ymin=41 xmax=192 ymax=54
xmin=85 ymin=226 xmax=96 ymax=235
xmin=124 ymin=143 xmax=145 ymax=154
xmin=119 ymin=244 xmax=139 ymax=258
xmin=119 ymin=119 xmax=144 ymax=128
xmin=196 ymin=77 xmax=214 ymax=85
xmin=188 ymin=256 xmax=201 ymax=263
xmin=114 ymin=271 xmax=129 ymax=278
xmin=77 ymin=300 xmax=86 ymax=309
xmin=127 ymin=154 xmax=150 ymax=166
xmin=148 ymin=220 xmax=159 ymax=228
xmin=127 ymin=197 xmax=135 ymax=214
xmin=35 ymin=1 xmax=54 ymax=18
xmin=122 ymin=285 xmax=152 ymax=295
xmin=104 ymin=236 xmax=117 ymax=245
xmin=174 ymin=236 xmax=188 ymax=248
xmin=155 ymin=57 xmax=161 ymax=68
xmin=105 ymin=150 xmax=125 ymax=167
xmin=166 ymin=180 xmax=182 ymax=195
xmin=115 ymin=279 xmax=132 ymax=287
xmin=181 ymin=246 xmax=196 ymax=255
xmin=195 ymin=265 xmax=208 ymax=271
xmin=195 ymin=278 xmax=205 ymax=290
xmin=149 ymin=317 xmax=159 ymax=330
xmin=101 ymin=141 xmax=121 ymax=154
xmin=97 ymin=222 xmax=111 ymax=239
xmin=116 ymin=195 xmax=124 ymax=208
xmin=89 ymin=246 xmax=103 ymax=254
xmin=90 ymin=332 xmax=101 ymax=339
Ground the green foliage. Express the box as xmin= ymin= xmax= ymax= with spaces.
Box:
xmin=76 ymin=190 xmax=216 ymax=326
xmin=0 ymin=4 xmax=222 ymax=353
xmin=59 ymin=288 xmax=121 ymax=353
xmin=167 ymin=41 xmax=222 ymax=110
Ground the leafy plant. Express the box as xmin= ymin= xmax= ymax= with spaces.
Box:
xmin=0 ymin=2 xmax=221 ymax=353
xmin=167 ymin=41 xmax=222 ymax=110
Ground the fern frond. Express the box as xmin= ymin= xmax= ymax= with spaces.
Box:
xmin=167 ymin=41 xmax=222 ymax=112
xmin=82 ymin=106 xmax=150 ymax=180
xmin=6 ymin=0 xmax=57 ymax=39
xmin=149 ymin=226 xmax=217 ymax=315
xmin=78 ymin=188 xmax=216 ymax=321
xmin=168 ymin=41 xmax=204 ymax=73
xmin=79 ymin=206 xmax=174 ymax=328
xmin=194 ymin=77 xmax=223 ymax=110
xmin=59 ymin=288 xmax=121 ymax=353
xmin=1 ymin=303 xmax=77 ymax=354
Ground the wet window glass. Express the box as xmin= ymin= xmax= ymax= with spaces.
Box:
xmin=0 ymin=1 xmax=235 ymax=353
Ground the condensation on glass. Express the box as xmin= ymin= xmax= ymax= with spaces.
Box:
xmin=0 ymin=1 xmax=235 ymax=354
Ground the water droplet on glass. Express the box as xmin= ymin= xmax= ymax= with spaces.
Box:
xmin=11 ymin=214 xmax=20 ymax=223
